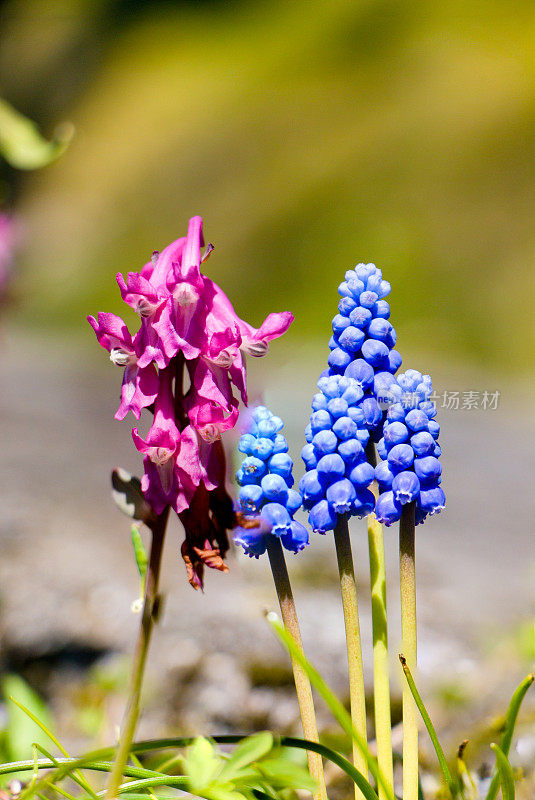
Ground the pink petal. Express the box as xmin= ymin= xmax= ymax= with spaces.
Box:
xmin=181 ymin=216 xmax=204 ymax=284
xmin=87 ymin=312 xmax=132 ymax=352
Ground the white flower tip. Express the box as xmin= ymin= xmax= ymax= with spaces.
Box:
xmin=174 ymin=282 xmax=199 ymax=307
xmin=242 ymin=339 xmax=269 ymax=357
xmin=131 ymin=598 xmax=143 ymax=614
xmin=200 ymin=424 xmax=221 ymax=443
xmin=136 ymin=298 xmax=157 ymax=317
xmin=110 ymin=348 xmax=136 ymax=367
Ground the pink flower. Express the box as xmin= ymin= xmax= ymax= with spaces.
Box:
xmin=88 ymin=312 xmax=159 ymax=420
xmin=0 ymin=214 xmax=16 ymax=300
xmin=89 ymin=215 xmax=294 ymax=587
xmin=132 ymin=369 xmax=200 ymax=514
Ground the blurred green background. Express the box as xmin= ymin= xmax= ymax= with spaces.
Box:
xmin=2 ymin=0 xmax=535 ymax=372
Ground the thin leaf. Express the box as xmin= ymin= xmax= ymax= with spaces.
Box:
xmin=485 ymin=673 xmax=534 ymax=800
xmin=131 ymin=526 xmax=148 ymax=580
xmin=129 ymin=751 xmax=159 ymax=800
xmin=8 ymin=695 xmax=99 ymax=800
xmin=489 ymin=744 xmax=515 ymax=800
xmin=0 ymin=97 xmax=73 ymax=169
xmin=399 ymin=655 xmax=458 ymax=798
xmin=2 ymin=676 xmax=54 ymax=763
xmin=218 ymin=733 xmax=273 ymax=782
xmin=106 ymin=775 xmax=188 ymax=795
xmin=267 ymin=612 xmax=389 ymax=800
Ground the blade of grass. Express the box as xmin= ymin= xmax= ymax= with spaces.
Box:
xmin=44 ymin=779 xmax=79 ymax=800
xmin=485 ymin=673 xmax=534 ymax=800
xmin=100 ymin=775 xmax=188 ymax=795
xmin=267 ymin=611 xmax=394 ymax=800
xmin=489 ymin=744 xmax=515 ymax=800
xmin=399 ymin=655 xmax=458 ymax=798
xmin=0 ymin=737 xmax=375 ymax=800
xmin=129 ymin=752 xmax=159 ymax=800
xmin=10 ymin=696 xmax=99 ymax=800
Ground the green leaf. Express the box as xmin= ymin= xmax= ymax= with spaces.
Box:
xmin=489 ymin=744 xmax=515 ymax=800
xmin=485 ymin=673 xmax=533 ymax=800
xmin=2 ymin=675 xmax=54 ymax=762
xmin=184 ymin=738 xmax=221 ymax=792
xmin=255 ymin=758 xmax=316 ymax=793
xmin=0 ymin=97 xmax=73 ymax=169
xmin=131 ymin=525 xmax=148 ymax=580
xmin=218 ymin=733 xmax=273 ymax=781
xmin=202 ymin=787 xmax=249 ymax=800
xmin=399 ymin=654 xmax=458 ymax=798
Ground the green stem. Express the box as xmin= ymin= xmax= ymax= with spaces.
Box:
xmin=399 ymin=502 xmax=418 ymax=800
xmin=365 ymin=442 xmax=393 ymax=800
xmin=333 ymin=514 xmax=369 ymax=799
xmin=266 ymin=537 xmax=327 ymax=800
xmin=106 ymin=508 xmax=170 ymax=799
xmin=367 ymin=511 xmax=394 ymax=800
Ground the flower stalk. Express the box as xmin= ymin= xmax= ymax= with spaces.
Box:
xmin=333 ymin=514 xmax=369 ymax=799
xmin=366 ymin=442 xmax=393 ymax=800
xmin=399 ymin=501 xmax=418 ymax=800
xmin=266 ymin=537 xmax=327 ymax=800
xmin=106 ymin=508 xmax=170 ymax=799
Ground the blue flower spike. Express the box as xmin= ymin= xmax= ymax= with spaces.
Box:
xmin=305 ymin=262 xmax=445 ymax=532
xmin=374 ymin=369 xmax=445 ymax=526
xmin=301 ymin=374 xmax=376 ymax=533
xmin=234 ymin=406 xmax=309 ymax=558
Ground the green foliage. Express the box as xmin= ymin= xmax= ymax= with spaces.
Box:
xmin=485 ymin=673 xmax=534 ymax=800
xmin=131 ymin=525 xmax=148 ymax=581
xmin=1 ymin=675 xmax=54 ymax=764
xmin=0 ymin=98 xmax=72 ymax=169
xmin=182 ymin=734 xmax=315 ymax=800
xmin=267 ymin=612 xmax=386 ymax=800
xmin=489 ymin=744 xmax=515 ymax=800
xmin=399 ymin=655 xmax=457 ymax=798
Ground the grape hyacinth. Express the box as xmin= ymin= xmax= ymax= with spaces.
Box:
xmin=327 ymin=263 xmax=402 ymax=436
xmin=374 ymin=369 xmax=445 ymax=526
xmin=89 ymin=215 xmax=293 ymax=588
xmin=234 ymin=406 xmax=309 ymax=557
xmin=300 ymin=374 xmax=378 ymax=533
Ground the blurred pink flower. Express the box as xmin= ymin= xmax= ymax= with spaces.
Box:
xmin=0 ymin=214 xmax=16 ymax=299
